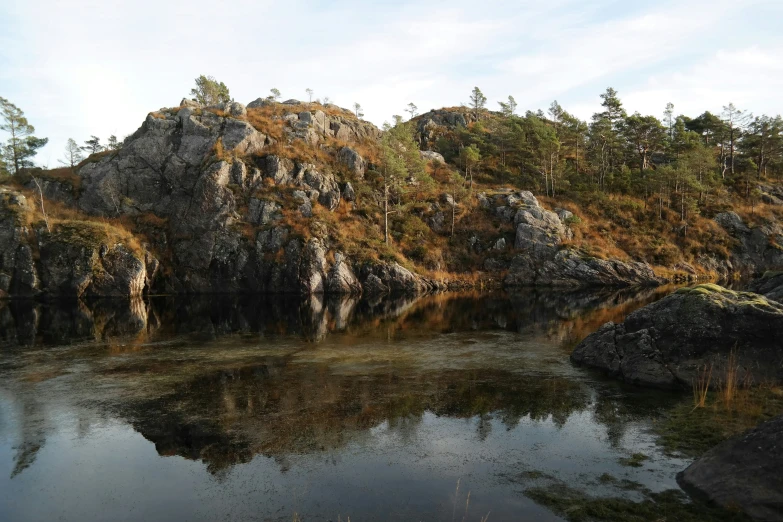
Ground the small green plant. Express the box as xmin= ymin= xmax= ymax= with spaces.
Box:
xmin=617 ymin=453 xmax=648 ymax=467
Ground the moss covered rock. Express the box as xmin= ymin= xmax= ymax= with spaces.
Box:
xmin=571 ymin=283 xmax=783 ymax=388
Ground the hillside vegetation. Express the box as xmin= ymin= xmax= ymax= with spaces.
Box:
xmin=1 ymin=83 xmax=783 ymax=297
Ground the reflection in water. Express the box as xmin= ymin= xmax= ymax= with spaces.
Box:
xmin=0 ymin=286 xmax=673 ymax=349
xmin=0 ymin=288 xmax=685 ymax=521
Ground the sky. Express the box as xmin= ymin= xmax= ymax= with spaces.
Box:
xmin=2 ymin=0 xmax=783 ymax=166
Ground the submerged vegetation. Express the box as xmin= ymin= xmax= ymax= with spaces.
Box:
xmin=525 ymin=481 xmax=751 ymax=522
xmin=655 ymin=384 xmax=783 ymax=457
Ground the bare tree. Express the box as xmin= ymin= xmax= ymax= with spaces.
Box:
xmin=31 ymin=176 xmax=50 ymax=232
xmin=305 ymin=88 xmax=314 ymax=104
xmin=59 ymin=138 xmax=84 ymax=168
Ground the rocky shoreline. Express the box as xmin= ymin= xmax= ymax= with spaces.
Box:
xmin=570 ymin=275 xmax=783 ymax=521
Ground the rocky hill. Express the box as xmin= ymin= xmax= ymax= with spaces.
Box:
xmin=1 ymin=100 xmax=783 ymax=298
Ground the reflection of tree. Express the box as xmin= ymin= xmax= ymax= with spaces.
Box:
xmin=0 ymin=286 xmax=681 ymax=478
xmin=122 ymin=364 xmax=592 ymax=474
xmin=9 ymin=390 xmax=48 ymax=478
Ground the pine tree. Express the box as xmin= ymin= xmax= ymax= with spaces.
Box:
xmin=0 ymin=97 xmax=48 ymax=175
xmin=190 ymin=75 xmax=231 ymax=106
xmin=81 ymin=136 xmax=103 ymax=155
xmin=107 ymin=135 xmax=122 ymax=151
xmin=469 ymin=87 xmax=487 ymax=118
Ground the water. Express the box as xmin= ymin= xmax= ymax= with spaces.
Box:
xmin=0 ymin=288 xmax=692 ymax=521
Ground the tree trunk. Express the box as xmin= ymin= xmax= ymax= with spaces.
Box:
xmin=384 ymin=182 xmax=389 ymax=245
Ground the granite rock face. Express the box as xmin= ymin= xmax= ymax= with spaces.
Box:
xmin=58 ymin=102 xmax=383 ymax=296
xmin=712 ymin=211 xmax=783 ymax=276
xmin=571 ymin=284 xmax=783 ymax=388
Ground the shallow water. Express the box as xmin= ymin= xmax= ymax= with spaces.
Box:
xmin=0 ymin=288 xmax=692 ymax=521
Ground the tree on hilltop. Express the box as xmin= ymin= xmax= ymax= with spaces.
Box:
xmin=406 ymin=103 xmax=418 ymax=120
xmin=498 ymin=95 xmax=517 ymax=117
xmin=59 ymin=138 xmax=84 ymax=167
xmin=0 ymin=97 xmax=48 ymax=175
xmin=469 ymin=87 xmax=487 ymax=118
xmin=107 ymin=135 xmax=122 ymax=151
xmin=81 ymin=136 xmax=103 ymax=155
xmin=189 ymin=75 xmax=231 ymax=106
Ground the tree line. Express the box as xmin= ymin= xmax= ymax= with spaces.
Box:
xmin=429 ymin=86 xmax=783 ymax=232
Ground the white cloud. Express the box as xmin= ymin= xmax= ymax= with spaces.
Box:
xmin=0 ymin=0 xmax=780 ymax=164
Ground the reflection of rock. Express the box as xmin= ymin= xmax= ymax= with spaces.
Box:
xmin=572 ymin=284 xmax=783 ymax=388
xmin=0 ymin=285 xmax=673 ymax=350
xmin=678 ymin=414 xmax=783 ymax=522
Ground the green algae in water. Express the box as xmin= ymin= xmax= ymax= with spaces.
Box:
xmin=653 ymin=387 xmax=783 ymax=457
xmin=617 ymin=452 xmax=649 ymax=468
xmin=526 ymin=482 xmax=752 ymax=522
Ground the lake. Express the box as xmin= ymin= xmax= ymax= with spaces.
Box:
xmin=0 ymin=288 xmax=695 ymax=521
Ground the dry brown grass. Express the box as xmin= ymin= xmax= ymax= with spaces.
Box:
xmin=246 ymin=108 xmax=286 ymax=142
xmin=14 ymin=187 xmax=145 ymax=256
xmin=692 ymin=363 xmax=712 ymax=409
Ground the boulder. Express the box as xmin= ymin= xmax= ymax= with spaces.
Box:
xmin=179 ymin=98 xmax=202 ymax=109
xmin=440 ymin=193 xmax=455 ymax=207
xmin=337 ymin=147 xmax=366 ymax=177
xmin=571 ymin=284 xmax=783 ymax=388
xmin=247 ymin=98 xmax=272 ymax=109
xmin=342 ymin=182 xmax=356 ymax=202
xmin=420 ymin=150 xmax=445 ymax=163
xmin=678 ymin=415 xmax=783 ymax=522
xmin=514 ymin=205 xmax=565 ymax=256
xmin=360 ymin=262 xmax=434 ymax=296
xmin=326 ymin=253 xmax=362 ymax=295
xmin=555 ymin=208 xmax=574 ymax=223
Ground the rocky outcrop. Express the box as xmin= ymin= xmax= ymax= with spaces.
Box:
xmin=0 ymin=188 xmax=154 ymax=298
xmin=415 ymin=108 xmax=478 ymax=148
xmin=0 ymin=191 xmax=39 ymax=297
xmin=38 ymin=236 xmax=148 ymax=298
xmin=506 ymin=250 xmax=663 ymax=288
xmin=759 ymin=182 xmax=783 ymax=206
xmin=678 ymin=414 xmax=783 ymax=522
xmin=713 ymin=211 xmax=783 ymax=276
xmin=571 ymin=284 xmax=783 ymax=388
xmin=337 ymin=146 xmax=366 ymax=177
xmin=499 ymin=191 xmax=663 ymax=288
xmin=58 ymin=101 xmax=382 ymax=296
xmin=359 ymin=262 xmax=437 ymax=296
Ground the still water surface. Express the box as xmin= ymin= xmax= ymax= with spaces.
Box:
xmin=0 ymin=289 xmax=691 ymax=521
